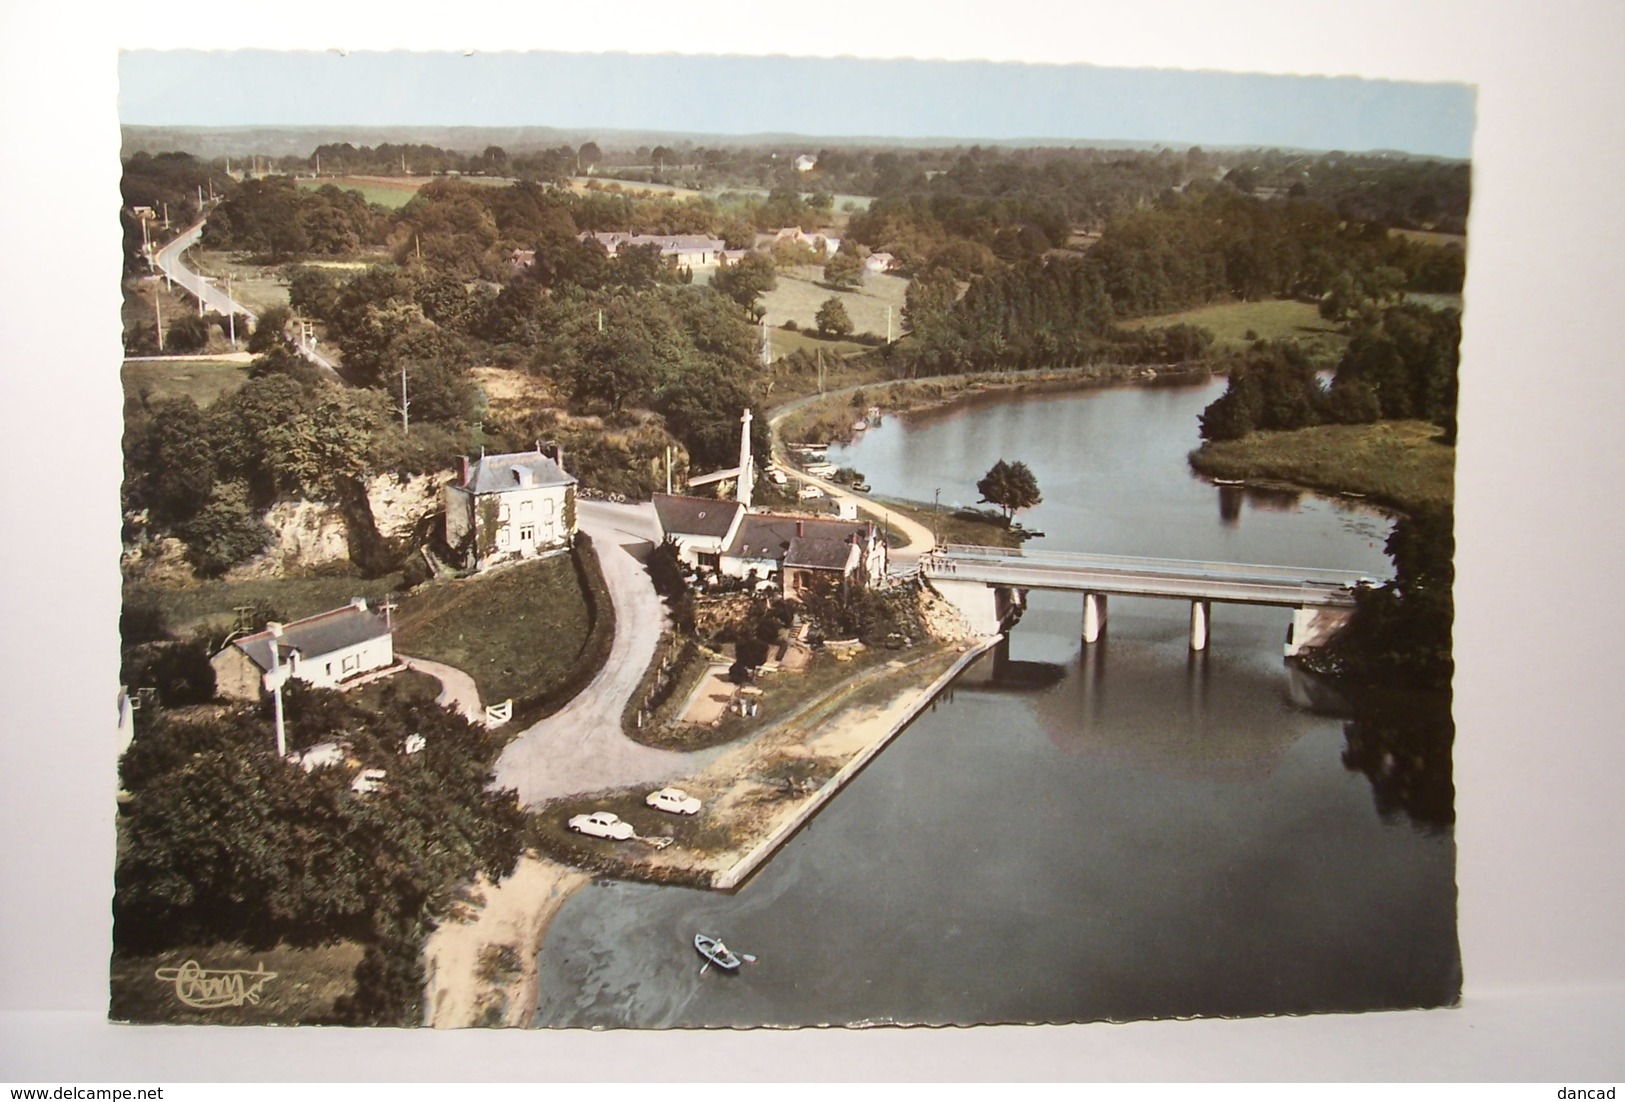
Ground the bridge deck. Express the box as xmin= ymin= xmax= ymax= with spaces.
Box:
xmin=923 ymin=544 xmax=1369 ymax=609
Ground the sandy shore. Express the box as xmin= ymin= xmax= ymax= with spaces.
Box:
xmin=421 ymin=855 xmax=588 ymax=1028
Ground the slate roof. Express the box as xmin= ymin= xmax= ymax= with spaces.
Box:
xmin=653 ymin=494 xmax=743 ymax=540
xmin=725 ymin=514 xmax=874 ymax=572
xmin=455 ymin=452 xmax=574 ymax=495
xmin=230 ymin=603 xmax=390 ymax=673
xmin=581 ymin=232 xmax=726 ymax=255
xmin=783 ymin=536 xmax=859 ymax=572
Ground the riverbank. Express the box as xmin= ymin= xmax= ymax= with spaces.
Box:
xmin=422 ymin=855 xmax=589 ymax=1028
xmin=775 ymin=363 xmax=1212 ymax=448
xmin=427 ymin=631 xmax=996 ymax=1028
xmin=530 ymin=633 xmax=997 ymax=890
xmin=1187 ymin=419 xmax=1455 ymax=514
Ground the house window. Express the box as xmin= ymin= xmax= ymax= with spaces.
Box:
xmin=519 ymin=524 xmax=535 ymax=543
xmin=497 ymin=529 xmax=509 ymax=549
xmin=520 ymin=499 xmax=533 ymax=514
xmin=698 ymin=552 xmax=721 ymax=569
xmin=342 ymin=654 xmax=360 ymax=674
xmin=542 ymin=498 xmax=555 ymax=517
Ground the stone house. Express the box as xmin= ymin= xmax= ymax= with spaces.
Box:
xmin=211 ymin=599 xmax=394 ymax=702
xmin=444 ymin=449 xmax=577 ymax=572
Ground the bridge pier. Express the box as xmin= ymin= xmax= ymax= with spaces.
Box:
xmin=1082 ymin=592 xmax=1108 ymax=644
xmin=1189 ymin=600 xmax=1211 ymax=652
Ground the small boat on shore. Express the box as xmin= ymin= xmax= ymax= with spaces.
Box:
xmin=695 ymin=934 xmax=741 ymax=971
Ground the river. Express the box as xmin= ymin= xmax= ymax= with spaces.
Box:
xmin=532 ymin=376 xmax=1459 ymax=1028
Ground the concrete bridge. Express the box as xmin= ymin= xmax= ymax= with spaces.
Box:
xmin=920 ymin=543 xmax=1371 ymax=655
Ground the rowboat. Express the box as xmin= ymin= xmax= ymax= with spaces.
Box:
xmin=694 ymin=934 xmax=741 ymax=971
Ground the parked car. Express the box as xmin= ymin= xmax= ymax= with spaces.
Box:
xmin=646 ymin=787 xmax=702 ymax=815
xmin=568 ymin=811 xmax=635 ymax=840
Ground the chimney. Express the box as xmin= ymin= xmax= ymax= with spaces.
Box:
xmin=555 ymin=445 xmax=566 ymax=474
xmin=457 ymin=456 xmax=470 ymax=486
xmin=350 ymin=597 xmax=368 ymax=611
xmin=266 ymin=621 xmax=284 ymax=638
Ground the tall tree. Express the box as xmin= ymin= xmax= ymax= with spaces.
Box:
xmin=977 ymin=459 xmax=1043 ymax=525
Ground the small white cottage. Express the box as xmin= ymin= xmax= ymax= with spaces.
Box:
xmin=211 ymin=599 xmax=395 ymax=701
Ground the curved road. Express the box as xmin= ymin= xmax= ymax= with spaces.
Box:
xmin=151 ymin=217 xmax=341 ymax=380
xmin=765 ymin=397 xmax=937 ymax=564
xmin=493 ymin=500 xmax=721 ymax=807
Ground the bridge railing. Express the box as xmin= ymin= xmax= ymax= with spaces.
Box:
xmin=934 ymin=542 xmax=1375 ymax=587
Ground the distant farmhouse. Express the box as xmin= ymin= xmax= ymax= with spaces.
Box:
xmin=445 ymin=448 xmax=578 ymax=573
xmin=212 ymin=599 xmax=394 ymax=701
xmin=794 ymin=154 xmax=818 ymax=173
xmin=579 ymin=232 xmax=728 ymax=268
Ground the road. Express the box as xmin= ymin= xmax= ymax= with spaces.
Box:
xmin=150 ymin=218 xmax=341 ymax=380
xmin=492 ymin=500 xmax=721 ymax=807
xmin=764 ymin=398 xmax=937 ymax=565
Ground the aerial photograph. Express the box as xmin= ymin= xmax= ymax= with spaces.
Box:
xmin=110 ymin=49 xmax=1469 ymax=1030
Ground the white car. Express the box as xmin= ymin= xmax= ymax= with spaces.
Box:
xmin=568 ymin=811 xmax=635 ymax=840
xmin=645 ymin=787 xmax=702 ymax=815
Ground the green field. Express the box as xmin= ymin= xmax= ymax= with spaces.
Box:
xmin=298 ymin=174 xmax=515 ymax=209
xmin=122 ymin=359 xmax=251 ymax=415
xmin=742 ymin=266 xmax=908 ymax=338
xmin=1188 ymin=420 xmax=1455 ymax=513
xmin=392 ymin=555 xmax=592 ymax=708
xmin=188 ymin=250 xmax=293 ymax=312
xmin=1121 ymin=298 xmax=1346 ymax=355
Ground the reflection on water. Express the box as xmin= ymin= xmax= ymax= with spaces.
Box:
xmin=534 ymin=381 xmax=1457 ymax=1028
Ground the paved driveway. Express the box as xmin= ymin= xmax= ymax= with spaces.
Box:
xmin=492 ymin=501 xmax=718 ymax=806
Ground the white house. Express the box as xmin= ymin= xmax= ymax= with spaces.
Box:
xmin=653 ymin=408 xmax=887 ymax=592
xmin=653 ymin=494 xmax=746 ymax=572
xmin=211 ymin=599 xmax=395 ymax=702
xmin=445 ymin=449 xmax=578 ymax=572
xmin=579 ymin=232 xmax=728 ymax=268
xmin=794 ymin=154 xmax=818 ymax=173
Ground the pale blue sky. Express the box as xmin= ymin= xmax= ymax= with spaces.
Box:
xmin=119 ymin=50 xmax=1475 ymax=158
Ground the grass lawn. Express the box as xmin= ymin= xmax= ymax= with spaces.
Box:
xmin=129 ymin=572 xmax=406 ymax=637
xmin=749 ymin=267 xmax=909 ymax=339
xmin=872 ymin=496 xmax=1023 ymax=549
xmin=392 ymin=555 xmax=591 ymax=708
xmin=188 ymin=250 xmax=292 ymax=313
xmin=110 ymin=941 xmax=364 ymax=1025
xmin=1120 ymin=298 xmax=1347 ymax=356
xmin=122 ymin=359 xmax=250 ymax=414
xmin=1189 ymin=420 xmax=1455 ymax=513
xmin=297 ymin=174 xmax=513 ymax=208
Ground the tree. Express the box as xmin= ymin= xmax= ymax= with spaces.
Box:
xmin=823 ymin=251 xmax=863 ymax=290
xmin=247 ymin=304 xmax=292 ymax=354
xmin=577 ymin=141 xmax=602 ymax=175
xmin=976 ymin=459 xmax=1042 ymax=525
xmin=814 ymin=297 xmax=853 ymax=339
xmin=711 ymin=251 xmax=777 ymax=311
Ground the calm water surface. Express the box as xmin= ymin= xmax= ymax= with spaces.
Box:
xmin=534 ymin=378 xmax=1459 ymax=1028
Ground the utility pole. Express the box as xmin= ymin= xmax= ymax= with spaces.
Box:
xmin=817 ymin=348 xmax=824 ymax=394
xmin=665 ymin=446 xmax=673 ymax=495
xmin=399 ymin=363 xmax=411 ymax=435
xmin=934 ymin=487 xmax=941 ymax=548
xmin=225 ymin=275 xmax=235 ymax=349
xmin=267 ymin=638 xmax=289 ymax=759
xmin=154 ymin=293 xmax=163 ymax=352
xmin=162 ymin=202 xmax=169 ymax=229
